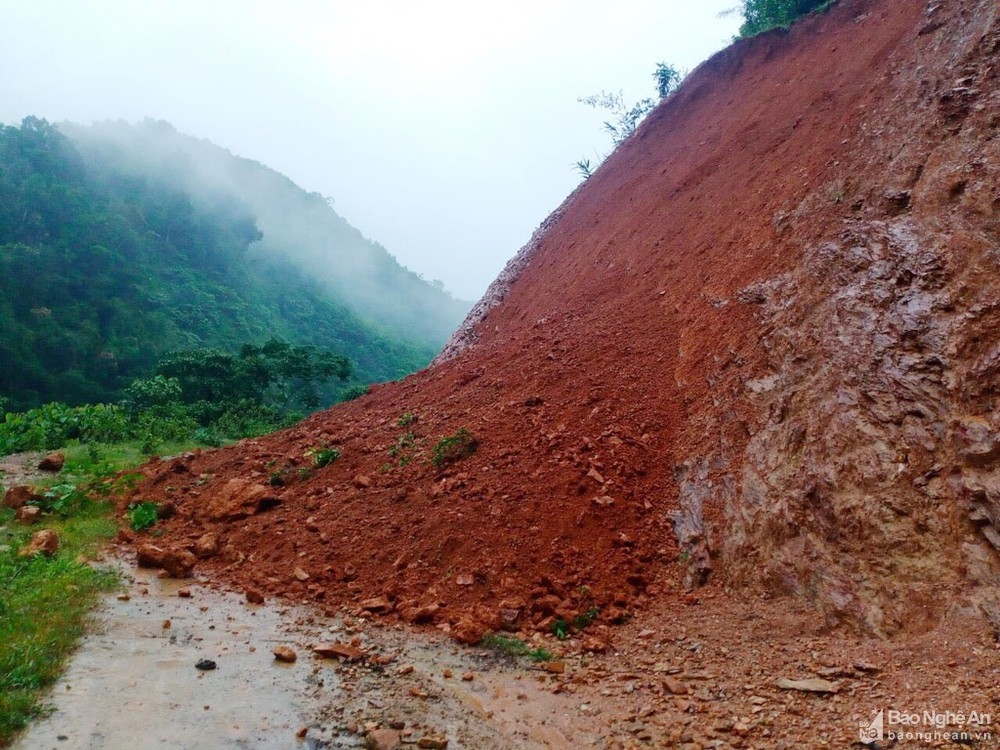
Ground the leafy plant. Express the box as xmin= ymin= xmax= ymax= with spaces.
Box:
xmin=552 ymin=619 xmax=570 ymax=640
xmin=305 ymin=445 xmax=340 ymax=468
xmin=34 ymin=484 xmax=88 ymax=517
xmin=431 ymin=428 xmax=478 ymax=468
xmin=126 ymin=501 xmax=158 ymax=532
xmin=397 ymin=412 xmax=418 ymax=428
xmin=388 ymin=430 xmax=421 ymax=467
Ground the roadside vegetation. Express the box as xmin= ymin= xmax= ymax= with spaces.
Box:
xmin=0 ymin=335 xmax=352 ymax=743
xmin=0 ymin=338 xmax=352 ymax=458
xmin=0 ymin=440 xmax=199 ymax=744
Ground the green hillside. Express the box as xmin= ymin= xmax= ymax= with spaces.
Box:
xmin=60 ymin=119 xmax=471 ymax=350
xmin=0 ymin=117 xmax=467 ymax=410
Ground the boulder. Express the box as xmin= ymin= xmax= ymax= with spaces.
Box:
xmin=2 ymin=485 xmax=40 ymax=510
xmin=136 ymin=543 xmax=196 ymax=578
xmin=15 ymin=505 xmax=42 ymax=524
xmin=19 ymin=529 xmax=59 ymax=557
xmin=38 ymin=452 xmax=65 ymax=472
xmin=202 ymin=478 xmax=281 ymax=521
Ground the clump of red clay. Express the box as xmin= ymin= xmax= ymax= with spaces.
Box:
xmin=120 ymin=0 xmax=1000 ymax=647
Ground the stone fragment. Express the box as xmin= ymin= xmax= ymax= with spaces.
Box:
xmin=245 ymin=588 xmax=266 ymax=604
xmin=293 ymin=567 xmax=310 ymax=582
xmin=400 ymin=603 xmax=440 ymax=624
xmin=417 ymin=737 xmax=448 ymax=749
xmin=776 ymin=677 xmax=839 ymax=694
xmin=364 ymin=728 xmax=401 ymax=750
xmin=664 ymin=676 xmax=689 ymax=695
xmin=853 ymin=661 xmax=881 ymax=673
xmin=359 ymin=596 xmax=392 ymax=614
xmin=19 ymin=529 xmax=59 ymax=557
xmin=273 ymin=645 xmax=297 ymax=663
xmin=135 ymin=544 xmax=195 ymax=578
xmin=202 ymin=478 xmax=281 ymax=521
xmin=16 ymin=505 xmax=42 ymax=523
xmin=3 ymin=485 xmax=40 ymax=509
xmin=313 ymin=642 xmax=366 ymax=661
xmin=192 ymin=532 xmax=220 ymax=558
xmin=451 ymin=617 xmax=485 ymax=645
xmin=38 ymin=452 xmax=65 ymax=471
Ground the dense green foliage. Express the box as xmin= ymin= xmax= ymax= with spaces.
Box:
xmin=739 ymin=0 xmax=834 ymax=37
xmin=0 ymin=339 xmax=350 ymax=455
xmin=0 ymin=117 xmax=463 ymax=412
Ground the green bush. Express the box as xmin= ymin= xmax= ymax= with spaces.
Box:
xmin=432 ymin=428 xmax=478 ymax=468
xmin=126 ymin=501 xmax=158 ymax=532
xmin=305 ymin=445 xmax=340 ymax=468
xmin=0 ymin=402 xmax=130 ymax=455
xmin=739 ymin=0 xmax=835 ymax=37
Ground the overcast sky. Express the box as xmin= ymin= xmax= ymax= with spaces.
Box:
xmin=0 ymin=1 xmax=741 ymax=300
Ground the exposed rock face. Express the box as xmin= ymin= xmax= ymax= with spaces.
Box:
xmin=119 ymin=0 xmax=1000 ymax=640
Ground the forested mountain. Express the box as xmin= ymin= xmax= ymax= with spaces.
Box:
xmin=0 ymin=117 xmax=468 ymax=410
xmin=60 ymin=119 xmax=470 ymax=349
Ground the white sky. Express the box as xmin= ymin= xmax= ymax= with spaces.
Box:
xmin=0 ymin=1 xmax=741 ymax=300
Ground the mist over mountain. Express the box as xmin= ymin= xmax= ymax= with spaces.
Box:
xmin=0 ymin=117 xmax=469 ymax=410
xmin=59 ymin=119 xmax=471 ymax=348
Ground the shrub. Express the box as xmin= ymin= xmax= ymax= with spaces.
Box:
xmin=305 ymin=445 xmax=340 ymax=468
xmin=432 ymin=428 xmax=478 ymax=468
xmin=126 ymin=501 xmax=158 ymax=532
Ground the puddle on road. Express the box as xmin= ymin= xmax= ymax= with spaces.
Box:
xmin=13 ymin=562 xmax=612 ymax=750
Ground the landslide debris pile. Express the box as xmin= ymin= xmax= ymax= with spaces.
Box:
xmin=123 ymin=0 xmax=1000 ymax=642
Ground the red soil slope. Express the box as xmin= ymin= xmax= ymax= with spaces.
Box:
xmin=122 ymin=0 xmax=1000 ymax=644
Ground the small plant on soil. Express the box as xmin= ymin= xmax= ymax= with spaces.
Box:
xmin=481 ymin=633 xmax=553 ymax=662
xmin=126 ymin=501 xmax=159 ymax=532
xmin=396 ymin=412 xmax=418 ymax=428
xmin=431 ymin=428 xmax=478 ymax=468
xmin=388 ymin=430 xmax=422 ymax=467
xmin=304 ymin=445 xmax=340 ymax=468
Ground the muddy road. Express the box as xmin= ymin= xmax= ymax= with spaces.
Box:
xmin=11 ymin=562 xmax=608 ymax=750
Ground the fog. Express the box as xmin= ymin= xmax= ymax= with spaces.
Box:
xmin=0 ymin=1 xmax=741 ymax=300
